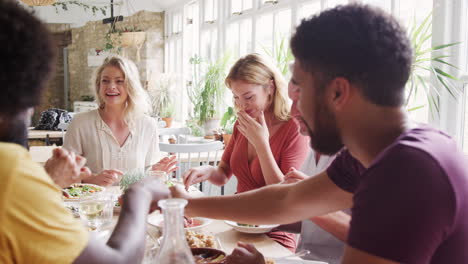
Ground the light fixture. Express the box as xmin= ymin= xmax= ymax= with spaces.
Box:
xmin=21 ymin=0 xmax=56 ymax=6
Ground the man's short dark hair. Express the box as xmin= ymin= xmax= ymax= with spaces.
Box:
xmin=291 ymin=4 xmax=412 ymax=107
xmin=0 ymin=0 xmax=56 ymax=114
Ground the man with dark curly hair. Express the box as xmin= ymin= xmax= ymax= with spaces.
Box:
xmin=171 ymin=4 xmax=468 ymax=264
xmin=0 ymin=1 xmax=170 ymax=263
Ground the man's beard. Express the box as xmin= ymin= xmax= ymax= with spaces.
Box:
xmin=300 ymin=101 xmax=344 ymax=155
xmin=0 ymin=115 xmax=29 ymax=149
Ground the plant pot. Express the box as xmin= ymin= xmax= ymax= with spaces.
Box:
xmin=111 ymin=32 xmax=146 ymax=48
xmin=222 ymin=133 xmax=232 ymax=148
xmin=203 ymin=119 xmax=220 ymax=136
xmin=162 ymin=117 xmax=173 ymax=128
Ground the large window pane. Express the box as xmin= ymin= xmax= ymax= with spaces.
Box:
xmin=362 ymin=0 xmax=391 ymax=12
xmin=275 ymin=9 xmax=291 ymax=39
xmin=201 ymin=29 xmax=218 ymax=61
xmin=325 ymin=0 xmax=348 ymax=8
xmin=226 ymin=23 xmax=240 ymax=58
xmin=231 ymin=0 xmax=242 ymax=14
xmin=204 ymin=0 xmax=217 ymax=22
xmin=243 ymin=0 xmax=253 ymax=10
xmin=298 ymin=1 xmax=321 ymax=23
xmin=239 ymin=19 xmax=252 ymax=56
xmin=256 ymin=13 xmax=274 ymax=54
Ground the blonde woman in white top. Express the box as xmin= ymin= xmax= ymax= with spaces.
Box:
xmin=64 ymin=56 xmax=176 ymax=186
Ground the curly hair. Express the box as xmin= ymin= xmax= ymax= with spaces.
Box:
xmin=0 ymin=0 xmax=56 ymax=114
xmin=225 ymin=53 xmax=290 ymax=121
xmin=93 ymin=56 xmax=151 ymax=124
xmin=291 ymin=4 xmax=412 ymax=107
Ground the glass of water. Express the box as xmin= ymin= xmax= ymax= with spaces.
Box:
xmin=147 ymin=170 xmax=168 ymax=183
xmin=79 ymin=198 xmax=106 ymax=231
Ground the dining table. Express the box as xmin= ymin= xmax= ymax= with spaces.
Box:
xmin=91 ymin=186 xmax=327 ymax=264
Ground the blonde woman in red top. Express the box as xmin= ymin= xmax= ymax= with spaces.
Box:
xmin=183 ymin=53 xmax=309 ymax=251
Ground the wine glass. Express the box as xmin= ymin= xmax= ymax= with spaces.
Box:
xmin=79 ymin=198 xmax=106 ymax=231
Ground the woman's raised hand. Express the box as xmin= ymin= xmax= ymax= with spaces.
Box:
xmin=182 ymin=165 xmax=215 ymax=190
xmin=84 ymin=169 xmax=123 ymax=186
xmin=237 ymin=111 xmax=270 ymax=149
xmin=152 ymin=155 xmax=178 ymax=174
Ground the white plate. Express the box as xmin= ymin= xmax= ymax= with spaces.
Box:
xmin=147 ymin=214 xmax=213 ymax=231
xmin=224 ymin=220 xmax=279 ymax=234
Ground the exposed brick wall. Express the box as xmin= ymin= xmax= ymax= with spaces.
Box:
xmin=67 ymin=10 xmax=165 ymax=109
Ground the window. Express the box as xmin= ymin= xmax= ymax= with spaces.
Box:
xmin=203 ymin=0 xmax=218 ymax=23
xmin=298 ymin=1 xmax=321 ymax=23
xmin=361 ymin=0 xmax=391 ymax=12
xmin=256 ymin=9 xmax=291 ymax=53
xmin=325 ymin=0 xmax=349 ymax=8
xmin=226 ymin=19 xmax=252 ymax=58
xmin=172 ymin=11 xmax=182 ymax=34
xmin=231 ymin=0 xmax=253 ymax=15
xmin=200 ymin=28 xmax=218 ymax=61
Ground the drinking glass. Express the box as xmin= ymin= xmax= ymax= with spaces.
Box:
xmin=79 ymin=198 xmax=106 ymax=231
xmin=147 ymin=170 xmax=168 ymax=183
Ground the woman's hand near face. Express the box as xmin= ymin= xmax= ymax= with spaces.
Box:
xmin=237 ymin=111 xmax=270 ymax=149
xmin=182 ymin=165 xmax=216 ymax=190
xmin=152 ymin=155 xmax=178 ymax=174
xmin=83 ymin=169 xmax=123 ymax=186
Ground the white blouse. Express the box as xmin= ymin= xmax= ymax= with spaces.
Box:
xmin=63 ymin=110 xmax=160 ymax=174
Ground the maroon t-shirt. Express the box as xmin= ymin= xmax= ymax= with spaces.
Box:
xmin=327 ymin=126 xmax=468 ymax=263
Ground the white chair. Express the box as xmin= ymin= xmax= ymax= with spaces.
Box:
xmin=159 ymin=127 xmax=191 ymax=143
xmin=159 ymin=140 xmax=225 ymax=195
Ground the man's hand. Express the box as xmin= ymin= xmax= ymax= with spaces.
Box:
xmin=226 ymin=242 xmax=266 ymax=264
xmin=44 ymin=148 xmax=92 ymax=188
xmin=83 ymin=170 xmax=123 ymax=186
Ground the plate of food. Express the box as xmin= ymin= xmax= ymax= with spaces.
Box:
xmin=224 ymin=220 xmax=279 ymax=234
xmin=62 ymin=183 xmax=105 ymax=201
xmin=147 ymin=213 xmax=212 ymax=231
xmin=191 ymin=247 xmax=226 ymax=264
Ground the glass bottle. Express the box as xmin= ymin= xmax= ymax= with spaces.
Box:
xmin=155 ymin=199 xmax=195 ymax=264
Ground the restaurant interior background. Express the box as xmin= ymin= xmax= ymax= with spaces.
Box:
xmin=21 ymin=0 xmax=468 ymax=152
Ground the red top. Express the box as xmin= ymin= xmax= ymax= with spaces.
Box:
xmin=223 ymin=118 xmax=309 ymax=193
xmin=222 ymin=118 xmax=309 ymax=251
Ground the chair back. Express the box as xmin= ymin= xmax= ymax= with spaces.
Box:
xmin=159 ymin=141 xmax=224 ymax=195
xmin=159 ymin=127 xmax=191 ymax=143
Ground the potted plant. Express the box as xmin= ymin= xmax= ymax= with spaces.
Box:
xmin=160 ymin=102 xmax=175 ymax=128
xmin=188 ymin=54 xmax=230 ymax=135
xmin=220 ymin=106 xmax=236 ymax=147
xmin=405 ymin=13 xmax=460 ymax=117
xmin=147 ymin=73 xmax=176 ymax=127
xmin=104 ymin=26 xmax=146 ymax=52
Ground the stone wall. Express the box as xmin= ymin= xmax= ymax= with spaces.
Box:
xmin=67 ymin=10 xmax=165 ymax=109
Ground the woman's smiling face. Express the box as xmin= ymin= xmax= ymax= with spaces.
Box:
xmin=99 ymin=66 xmax=128 ymax=107
xmin=230 ymin=80 xmax=272 ymax=118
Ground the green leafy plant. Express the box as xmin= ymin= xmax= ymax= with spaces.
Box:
xmin=104 ymin=26 xmax=144 ymax=52
xmin=406 ymin=13 xmax=460 ymax=117
xmin=262 ymin=35 xmax=294 ymax=78
xmin=52 ymin=1 xmax=107 ymax=16
xmin=188 ymin=53 xmax=230 ymax=126
xmin=186 ymin=118 xmax=204 ymax=137
xmin=220 ymin=106 xmax=237 ymax=134
xmin=147 ymin=73 xmax=176 ymax=118
xmin=119 ymin=168 xmax=146 ymax=192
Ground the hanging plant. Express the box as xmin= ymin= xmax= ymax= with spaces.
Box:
xmin=52 ymin=1 xmax=108 ymax=16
